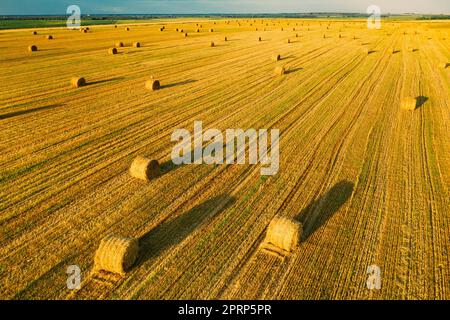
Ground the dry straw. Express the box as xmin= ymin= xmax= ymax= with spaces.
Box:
xmin=263 ymin=217 xmax=302 ymax=253
xmin=272 ymin=54 xmax=281 ymax=61
xmin=401 ymin=97 xmax=417 ymax=111
xmin=28 ymin=45 xmax=38 ymax=52
xmin=133 ymin=42 xmax=141 ymax=48
xmin=274 ymin=66 xmax=285 ymax=75
xmin=71 ymin=77 xmax=86 ymax=88
xmin=129 ymin=156 xmax=161 ymax=180
xmin=125 ymin=27 xmax=130 ymax=31
xmin=210 ymin=41 xmax=215 ymax=47
xmin=116 ymin=42 xmax=124 ymax=48
xmin=108 ymin=48 xmax=118 ymax=55
xmin=94 ymin=235 xmax=139 ymax=275
xmin=224 ymin=36 xmax=227 ymax=41
xmin=32 ymin=31 xmax=37 ymax=35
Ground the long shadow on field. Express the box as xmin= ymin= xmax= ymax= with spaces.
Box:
xmin=0 ymin=104 xmax=63 ymax=120
xmin=416 ymin=96 xmax=428 ymax=109
xmin=286 ymin=67 xmax=303 ymax=74
xmin=296 ymin=180 xmax=354 ymax=241
xmin=137 ymin=194 xmax=236 ymax=265
xmin=88 ymin=77 xmax=125 ymax=86
xmin=161 ymin=79 xmax=197 ymax=89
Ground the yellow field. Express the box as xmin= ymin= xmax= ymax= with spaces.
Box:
xmin=0 ymin=18 xmax=449 ymax=300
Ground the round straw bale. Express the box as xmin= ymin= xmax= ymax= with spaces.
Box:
xmin=133 ymin=42 xmax=141 ymax=48
xmin=94 ymin=235 xmax=139 ymax=275
xmin=224 ymin=36 xmax=227 ymax=41
xmin=129 ymin=156 xmax=160 ymax=180
xmin=108 ymin=47 xmax=118 ymax=55
xmin=210 ymin=41 xmax=215 ymax=47
xmin=274 ymin=66 xmax=285 ymax=75
xmin=258 ymin=37 xmax=262 ymax=41
xmin=160 ymin=27 xmax=164 ymax=31
xmin=287 ymin=39 xmax=291 ymax=43
xmin=115 ymin=25 xmax=118 ymax=28
xmin=28 ymin=45 xmax=38 ymax=52
xmin=401 ymin=97 xmax=417 ymax=111
xmin=32 ymin=31 xmax=37 ymax=35
xmin=197 ymin=29 xmax=200 ymax=32
xmin=272 ymin=54 xmax=281 ymax=61
xmin=82 ymin=29 xmax=88 ymax=33
xmin=47 ymin=35 xmax=53 ymax=40
xmin=145 ymin=79 xmax=161 ymax=91
xmin=210 ymin=29 xmax=214 ymax=32
xmin=264 ymin=217 xmax=302 ymax=252
xmin=71 ymin=77 xmax=86 ymax=88
xmin=125 ymin=27 xmax=130 ymax=31
xmin=116 ymin=42 xmax=124 ymax=47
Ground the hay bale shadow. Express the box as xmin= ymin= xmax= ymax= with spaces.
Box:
xmin=416 ymin=96 xmax=428 ymax=109
xmin=0 ymin=103 xmax=63 ymax=120
xmin=285 ymin=67 xmax=303 ymax=74
xmin=161 ymin=79 xmax=197 ymax=89
xmin=297 ymin=180 xmax=354 ymax=241
xmin=137 ymin=194 xmax=235 ymax=265
xmin=88 ymin=77 xmax=125 ymax=86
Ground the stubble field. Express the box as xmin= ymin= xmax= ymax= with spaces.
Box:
xmin=0 ymin=18 xmax=449 ymax=300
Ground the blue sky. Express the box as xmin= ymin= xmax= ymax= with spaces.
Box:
xmin=1 ymin=0 xmax=449 ymax=15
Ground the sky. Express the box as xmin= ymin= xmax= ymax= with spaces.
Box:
xmin=0 ymin=0 xmax=449 ymax=15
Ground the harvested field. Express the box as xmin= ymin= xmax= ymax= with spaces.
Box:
xmin=0 ymin=18 xmax=449 ymax=300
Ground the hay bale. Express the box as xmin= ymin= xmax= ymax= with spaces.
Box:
xmin=28 ymin=45 xmax=38 ymax=52
xmin=210 ymin=41 xmax=215 ymax=47
xmin=272 ymin=54 xmax=281 ymax=61
xmin=129 ymin=156 xmax=160 ymax=180
xmin=133 ymin=42 xmax=141 ymax=48
xmin=263 ymin=218 xmax=302 ymax=253
xmin=125 ymin=27 xmax=130 ymax=31
xmin=274 ymin=66 xmax=285 ymax=76
xmin=145 ymin=76 xmax=161 ymax=90
xmin=258 ymin=37 xmax=262 ymax=42
xmin=401 ymin=97 xmax=417 ymax=111
xmin=47 ymin=35 xmax=53 ymax=40
xmin=224 ymin=36 xmax=227 ymax=41
xmin=115 ymin=42 xmax=124 ymax=48
xmin=197 ymin=29 xmax=200 ymax=32
xmin=71 ymin=77 xmax=86 ymax=88
xmin=32 ymin=31 xmax=37 ymax=35
xmin=210 ymin=29 xmax=214 ymax=32
xmin=286 ymin=39 xmax=291 ymax=43
xmin=94 ymin=235 xmax=139 ymax=275
xmin=160 ymin=27 xmax=164 ymax=31
xmin=82 ymin=29 xmax=88 ymax=33
xmin=184 ymin=33 xmax=188 ymax=38
xmin=115 ymin=25 xmax=118 ymax=28
xmin=108 ymin=48 xmax=118 ymax=55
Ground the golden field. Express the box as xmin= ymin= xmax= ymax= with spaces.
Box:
xmin=0 ymin=18 xmax=449 ymax=300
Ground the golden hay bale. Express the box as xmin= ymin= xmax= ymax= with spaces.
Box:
xmin=160 ymin=27 xmax=164 ymax=31
xmin=108 ymin=48 xmax=118 ymax=55
xmin=272 ymin=54 xmax=281 ymax=61
xmin=401 ymin=97 xmax=417 ymax=111
xmin=125 ymin=27 xmax=130 ymax=31
xmin=28 ymin=45 xmax=38 ymax=52
xmin=295 ymin=33 xmax=299 ymax=38
xmin=82 ymin=29 xmax=88 ymax=33
xmin=129 ymin=156 xmax=160 ymax=180
xmin=32 ymin=31 xmax=37 ymax=35
xmin=71 ymin=77 xmax=86 ymax=88
xmin=258 ymin=37 xmax=262 ymax=41
xmin=274 ymin=66 xmax=285 ymax=76
xmin=47 ymin=35 xmax=53 ymax=40
xmin=94 ymin=235 xmax=139 ymax=275
xmin=224 ymin=36 xmax=227 ymax=41
xmin=210 ymin=28 xmax=214 ymax=32
xmin=210 ymin=41 xmax=215 ymax=47
xmin=115 ymin=25 xmax=118 ymax=28
xmin=286 ymin=39 xmax=291 ymax=43
xmin=115 ymin=42 xmax=124 ymax=48
xmin=133 ymin=42 xmax=141 ymax=48
xmin=197 ymin=29 xmax=200 ymax=32
xmin=263 ymin=217 xmax=302 ymax=252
